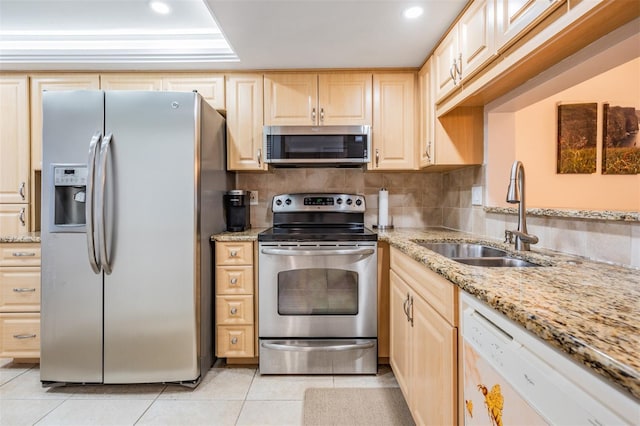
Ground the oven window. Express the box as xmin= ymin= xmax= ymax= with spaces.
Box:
xmin=277 ymin=268 xmax=358 ymax=315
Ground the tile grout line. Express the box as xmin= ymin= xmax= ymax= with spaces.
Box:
xmin=234 ymin=367 xmax=259 ymax=425
xmin=132 ymin=384 xmax=168 ymax=425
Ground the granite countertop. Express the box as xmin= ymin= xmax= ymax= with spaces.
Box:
xmin=378 ymin=228 xmax=640 ymax=402
xmin=210 ymin=226 xmax=639 ymax=401
xmin=0 ymin=233 xmax=41 ymax=243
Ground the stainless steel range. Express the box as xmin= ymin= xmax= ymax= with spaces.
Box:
xmin=258 ymin=193 xmax=378 ymax=374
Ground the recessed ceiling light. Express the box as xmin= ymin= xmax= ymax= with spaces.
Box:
xmin=403 ymin=6 xmax=424 ymax=19
xmin=149 ymin=1 xmax=171 ymax=15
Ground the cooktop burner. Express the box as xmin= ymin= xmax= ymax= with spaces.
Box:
xmin=258 ymin=193 xmax=377 ymax=242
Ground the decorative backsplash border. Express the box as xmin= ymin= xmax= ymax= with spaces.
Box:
xmin=484 ymin=206 xmax=640 ymax=222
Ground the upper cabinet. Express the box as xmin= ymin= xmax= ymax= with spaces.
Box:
xmin=30 ymin=74 xmax=101 ymax=171
xmin=370 ymin=73 xmax=417 ymax=170
xmin=264 ymin=72 xmax=372 ymax=126
xmin=226 ymin=74 xmax=266 ymax=171
xmin=418 ymin=60 xmax=434 ymax=168
xmin=434 ymin=0 xmax=496 ymax=102
xmin=100 ymin=73 xmax=225 ymax=109
xmin=495 ymin=0 xmax=565 ymax=52
xmin=0 ymin=76 xmax=30 ymax=205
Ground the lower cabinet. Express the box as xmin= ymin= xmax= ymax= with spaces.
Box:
xmin=389 ymin=247 xmax=458 ymax=425
xmin=0 ymin=242 xmax=41 ymax=360
xmin=214 ymin=241 xmax=256 ymax=358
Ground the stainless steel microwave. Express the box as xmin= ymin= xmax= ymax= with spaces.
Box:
xmin=263 ymin=125 xmax=371 ymax=167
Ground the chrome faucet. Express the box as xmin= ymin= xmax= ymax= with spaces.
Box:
xmin=505 ymin=160 xmax=538 ymax=251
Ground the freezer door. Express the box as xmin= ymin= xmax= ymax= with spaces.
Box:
xmin=102 ymin=91 xmax=200 ymax=383
xmin=40 ymin=90 xmax=105 ymax=384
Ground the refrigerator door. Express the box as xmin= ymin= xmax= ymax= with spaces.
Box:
xmin=102 ymin=91 xmax=200 ymax=383
xmin=40 ymin=90 xmax=105 ymax=384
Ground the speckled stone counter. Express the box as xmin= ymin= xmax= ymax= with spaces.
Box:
xmin=378 ymin=228 xmax=640 ymax=401
xmin=485 ymin=206 xmax=640 ymax=222
xmin=210 ymin=226 xmax=640 ymax=401
xmin=0 ymin=233 xmax=41 ymax=243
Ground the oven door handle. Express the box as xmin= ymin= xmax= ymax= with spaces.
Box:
xmin=261 ymin=248 xmax=375 ymax=256
xmin=261 ymin=341 xmax=375 ymax=352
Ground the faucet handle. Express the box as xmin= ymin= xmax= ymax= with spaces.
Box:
xmin=504 ymin=230 xmax=514 ymax=244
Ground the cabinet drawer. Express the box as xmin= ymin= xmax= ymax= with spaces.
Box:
xmin=390 ymin=247 xmax=456 ymax=325
xmin=216 ymin=266 xmax=254 ymax=294
xmin=216 ymin=295 xmax=254 ymax=325
xmin=216 ymin=325 xmax=254 ymax=357
xmin=0 ymin=243 xmax=41 ymax=266
xmin=0 ymin=313 xmax=40 ymax=357
xmin=215 ymin=242 xmax=253 ymax=266
xmin=0 ymin=267 xmax=40 ymax=311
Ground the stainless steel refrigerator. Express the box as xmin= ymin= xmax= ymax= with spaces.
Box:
xmin=40 ymin=90 xmax=230 ymax=386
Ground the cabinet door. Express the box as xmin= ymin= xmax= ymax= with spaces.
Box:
xmin=418 ymin=60 xmax=434 ymax=168
xmin=264 ymin=73 xmax=318 ymax=125
xmin=496 ymin=0 xmax=565 ymax=52
xmin=30 ymin=74 xmax=100 ymax=171
xmin=99 ymin=74 xmax=162 ymax=91
xmin=411 ymin=293 xmax=457 ymax=426
xmin=163 ymin=75 xmax=225 ymax=109
xmin=0 ymin=76 xmax=30 ymax=204
xmin=433 ymin=28 xmax=459 ymax=102
xmin=389 ymin=270 xmax=411 ymax=398
xmin=0 ymin=313 xmax=40 ymax=358
xmin=0 ymin=205 xmax=29 ymax=236
xmin=459 ymin=0 xmax=495 ymax=81
xmin=371 ymin=73 xmax=417 ymax=170
xmin=0 ymin=267 xmax=40 ymax=312
xmin=318 ymin=73 xmax=372 ymax=125
xmin=225 ymin=75 xmax=266 ymax=171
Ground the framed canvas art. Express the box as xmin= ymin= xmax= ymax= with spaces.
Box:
xmin=556 ymin=102 xmax=598 ymax=174
xmin=602 ymin=103 xmax=640 ymax=174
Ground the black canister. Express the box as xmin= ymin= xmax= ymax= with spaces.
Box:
xmin=224 ymin=190 xmax=251 ymax=232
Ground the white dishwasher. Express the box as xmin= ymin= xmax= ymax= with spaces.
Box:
xmin=460 ymin=292 xmax=638 ymax=425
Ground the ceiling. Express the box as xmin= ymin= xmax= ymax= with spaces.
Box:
xmin=0 ymin=0 xmax=468 ymax=71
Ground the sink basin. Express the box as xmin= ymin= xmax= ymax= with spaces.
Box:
xmin=414 ymin=242 xmax=508 ymax=258
xmin=413 ymin=241 xmax=541 ymax=267
xmin=454 ymin=257 xmax=540 ymax=267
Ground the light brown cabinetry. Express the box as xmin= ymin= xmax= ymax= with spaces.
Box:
xmin=495 ymin=0 xmax=565 ymax=52
xmin=215 ymin=241 xmax=255 ymax=358
xmin=0 ymin=242 xmax=41 ymax=359
xmin=389 ymin=247 xmax=458 ymax=425
xmin=434 ymin=0 xmax=496 ymax=102
xmin=418 ymin=60 xmax=434 ymax=168
xmin=225 ymin=74 xmax=266 ymax=171
xmin=369 ymin=72 xmax=416 ymax=170
xmin=264 ymin=72 xmax=372 ymax=126
xmin=0 ymin=205 xmax=29 ymax=236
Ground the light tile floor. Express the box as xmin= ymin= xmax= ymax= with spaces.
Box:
xmin=0 ymin=358 xmax=399 ymax=426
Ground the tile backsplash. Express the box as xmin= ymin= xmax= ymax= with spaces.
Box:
xmin=235 ymin=166 xmax=638 ymax=268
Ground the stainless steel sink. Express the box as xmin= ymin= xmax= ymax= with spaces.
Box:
xmin=413 ymin=241 xmax=541 ymax=267
xmin=414 ymin=242 xmax=508 ymax=258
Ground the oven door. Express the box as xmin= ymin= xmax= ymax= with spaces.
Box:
xmin=258 ymin=242 xmax=377 ymax=339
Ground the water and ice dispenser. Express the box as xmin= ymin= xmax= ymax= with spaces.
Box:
xmin=51 ymin=166 xmax=88 ymax=231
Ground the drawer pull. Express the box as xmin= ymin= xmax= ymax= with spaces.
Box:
xmin=230 ymin=307 xmax=238 ymax=315
xmin=12 ymin=252 xmax=36 ymax=257
xmin=230 ymin=277 xmax=238 ymax=285
xmin=13 ymin=288 xmax=36 ymax=292
xmin=231 ymin=337 xmax=238 ymax=345
xmin=13 ymin=333 xmax=37 ymax=339
xmin=229 ymin=250 xmax=238 ymax=257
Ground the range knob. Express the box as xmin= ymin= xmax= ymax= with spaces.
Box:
xmin=275 ymin=199 xmax=282 ymax=206
xmin=346 ymin=198 xmax=353 ymax=205
xmin=336 ymin=198 xmax=343 ymax=205
xmin=355 ymin=199 xmax=362 ymax=206
xmin=285 ymin=198 xmax=292 ymax=205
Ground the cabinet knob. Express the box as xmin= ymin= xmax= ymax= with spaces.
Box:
xmin=19 ymin=182 xmax=26 ymax=200
xmin=320 ymin=107 xmax=325 ymax=122
xmin=13 ymin=334 xmax=36 ymax=339
xmin=13 ymin=287 xmax=36 ymax=292
xmin=257 ymin=148 xmax=262 ymax=167
xmin=19 ymin=208 xmax=25 ymax=226
xmin=231 ymin=337 xmax=238 ymax=345
xmin=230 ymin=250 xmax=238 ymax=257
xmin=230 ymin=307 xmax=238 ymax=315
xmin=230 ymin=277 xmax=238 ymax=285
xmin=311 ymin=107 xmax=316 ymax=122
xmin=375 ymin=149 xmax=380 ymax=168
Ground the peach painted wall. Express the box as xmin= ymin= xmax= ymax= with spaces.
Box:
xmin=487 ymin=55 xmax=640 ymax=211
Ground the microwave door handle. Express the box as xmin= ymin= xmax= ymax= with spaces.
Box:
xmin=261 ymin=341 xmax=375 ymax=352
xmin=261 ymin=248 xmax=375 ymax=256
xmin=97 ymin=133 xmax=112 ymax=275
xmin=86 ymin=131 xmax=102 ymax=274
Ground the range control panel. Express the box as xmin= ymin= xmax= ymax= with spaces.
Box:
xmin=272 ymin=193 xmax=365 ymax=213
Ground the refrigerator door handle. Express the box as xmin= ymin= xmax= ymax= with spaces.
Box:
xmin=97 ymin=133 xmax=113 ymax=275
xmin=86 ymin=132 xmax=102 ymax=274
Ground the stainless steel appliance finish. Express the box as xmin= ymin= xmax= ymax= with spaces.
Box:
xmin=263 ymin=125 xmax=371 ymax=167
xmin=40 ymin=90 xmax=230 ymax=386
xmin=258 ymin=193 xmax=378 ymax=374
